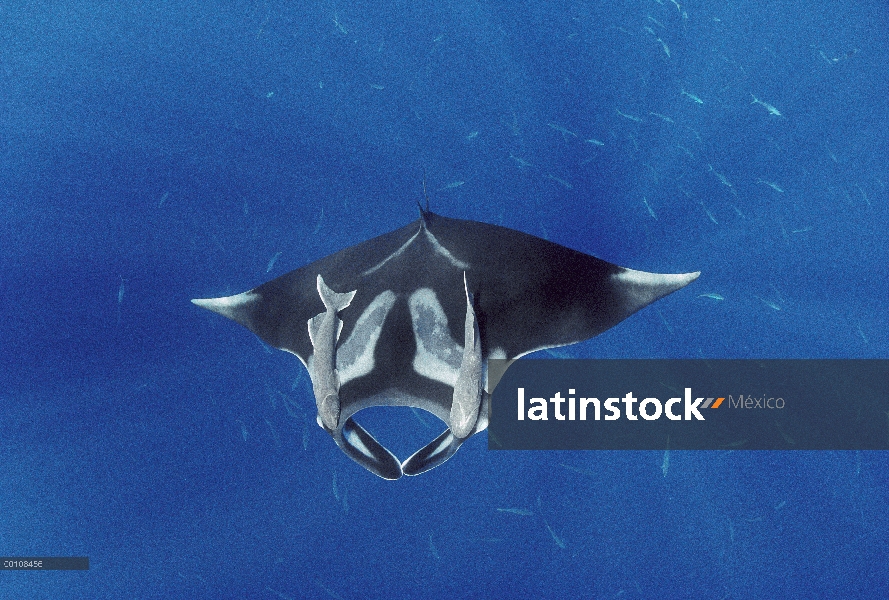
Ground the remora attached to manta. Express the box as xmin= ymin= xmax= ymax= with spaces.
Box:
xmin=192 ymin=207 xmax=699 ymax=479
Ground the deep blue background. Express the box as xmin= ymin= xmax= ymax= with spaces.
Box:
xmin=1 ymin=1 xmax=887 ymax=598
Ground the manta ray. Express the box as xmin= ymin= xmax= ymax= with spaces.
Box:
xmin=192 ymin=207 xmax=699 ymax=479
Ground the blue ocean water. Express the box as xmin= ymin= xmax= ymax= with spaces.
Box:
xmin=1 ymin=1 xmax=887 ymax=598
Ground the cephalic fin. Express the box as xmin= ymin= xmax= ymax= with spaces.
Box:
xmin=335 ymin=418 xmax=403 ymax=480
xmin=402 ymin=429 xmax=463 ymax=476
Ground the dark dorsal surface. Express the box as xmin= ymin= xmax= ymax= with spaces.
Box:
xmin=192 ymin=210 xmax=699 ymax=478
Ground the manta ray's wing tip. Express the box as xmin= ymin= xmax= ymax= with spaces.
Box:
xmin=191 ymin=296 xmax=232 ymax=312
xmin=619 ymin=267 xmax=700 ymax=288
xmin=191 ymin=292 xmax=258 ymax=324
xmin=190 ymin=297 xmax=214 ymax=308
xmin=680 ymin=270 xmax=701 ymax=284
xmin=612 ymin=268 xmax=701 ymax=314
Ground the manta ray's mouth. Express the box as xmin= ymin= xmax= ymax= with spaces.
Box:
xmin=329 ymin=396 xmax=491 ymax=481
